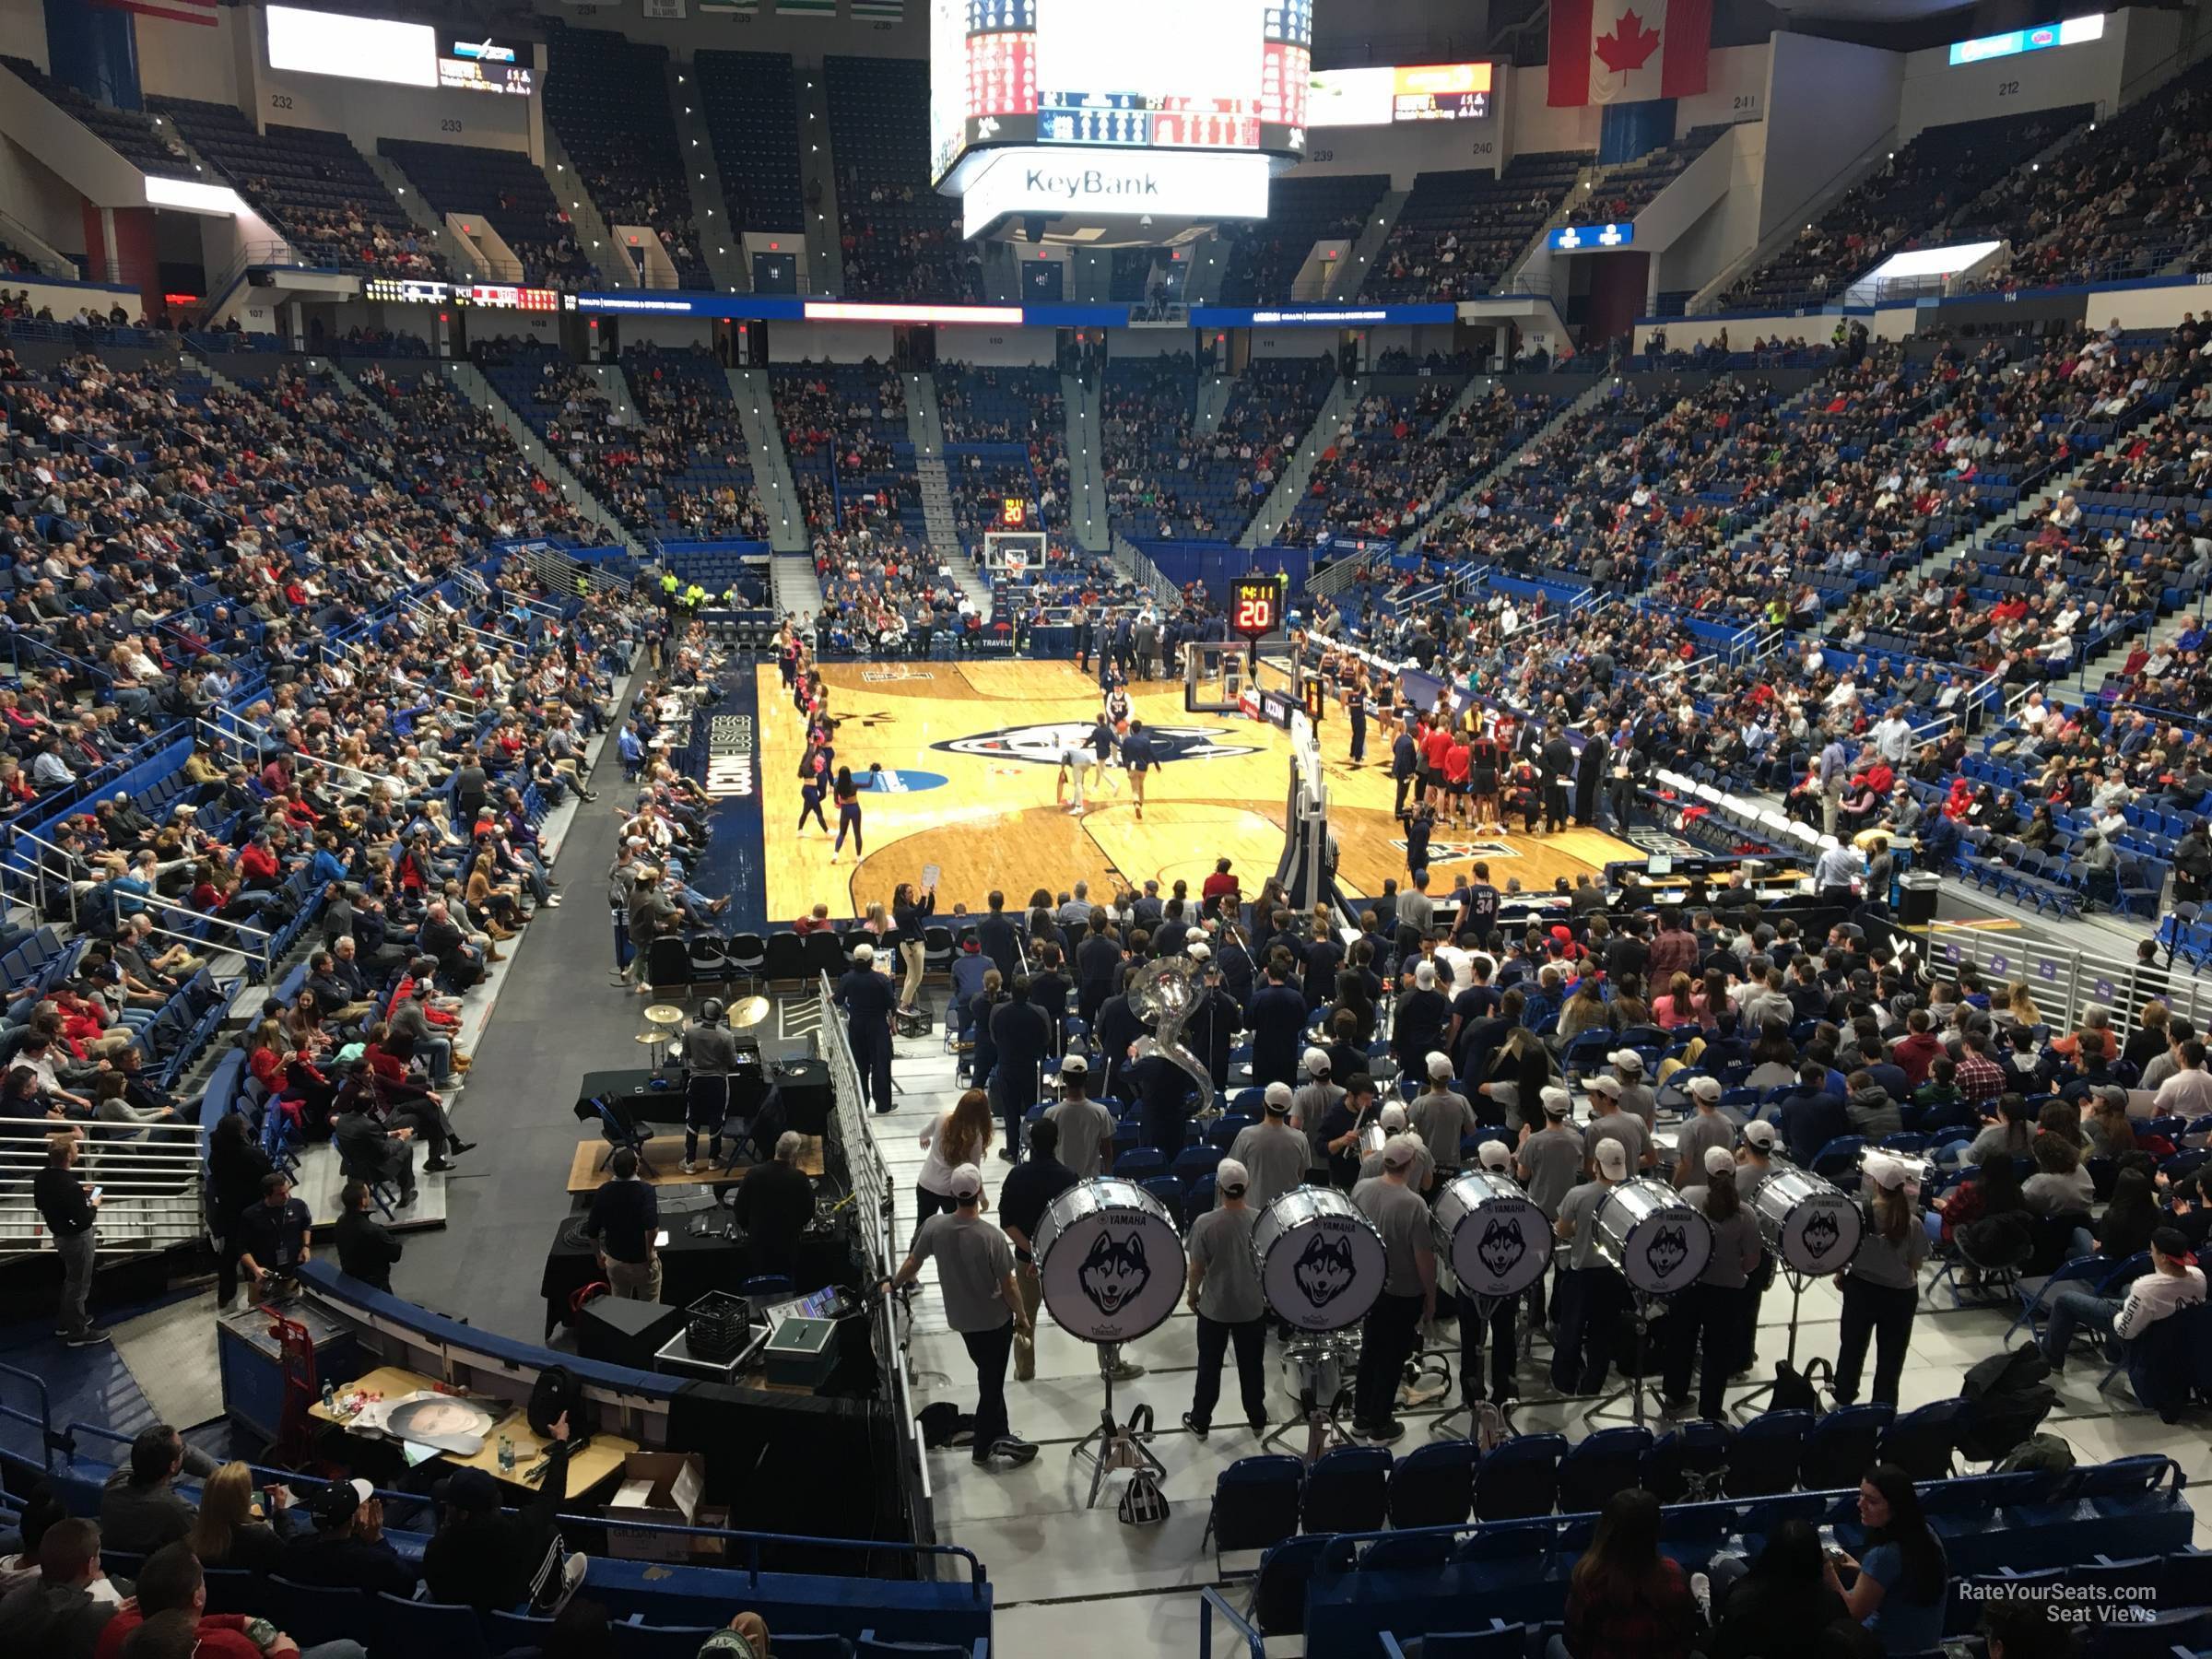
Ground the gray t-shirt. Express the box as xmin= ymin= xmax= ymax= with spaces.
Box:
xmin=1558 ymin=1178 xmax=1615 ymax=1269
xmin=685 ymin=1021 xmax=740 ymax=1075
xmin=1672 ymin=1112 xmax=1736 ymax=1187
xmin=1848 ymin=1204 xmax=1932 ymax=1289
xmin=912 ymin=1211 xmax=1013 ymax=1332
xmin=1360 ymin=1137 xmax=1436 ymax=1191
xmin=1584 ymin=1110 xmax=1649 ymax=1175
xmin=1046 ymin=1097 xmax=1115 ymax=1180
xmin=1617 ymin=1081 xmax=1657 ymax=1131
xmin=1680 ymin=1187 xmax=1762 ymax=1289
xmin=1352 ymin=1175 xmax=1432 ymax=1297
xmin=1409 ymin=1088 xmax=1477 ymax=1173
xmin=1230 ymin=1120 xmax=1312 ymax=1210
xmin=1517 ymin=1124 xmax=1585 ymax=1217
xmin=1189 ymin=1205 xmax=1265 ymax=1323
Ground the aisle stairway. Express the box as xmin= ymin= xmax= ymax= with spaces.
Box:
xmin=727 ymin=367 xmax=810 ymax=551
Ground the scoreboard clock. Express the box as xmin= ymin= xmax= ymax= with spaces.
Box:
xmin=1230 ymin=574 xmax=1282 ymax=642
xmin=1000 ymin=496 xmax=1029 ymax=528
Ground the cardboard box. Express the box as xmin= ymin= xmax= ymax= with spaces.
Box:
xmin=603 ymin=1451 xmax=715 ymax=1560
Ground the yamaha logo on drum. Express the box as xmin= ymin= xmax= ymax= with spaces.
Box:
xmin=1291 ymin=1232 xmax=1359 ymax=1308
xmin=1477 ymin=1216 xmax=1528 ymax=1283
xmin=1075 ymin=1230 xmax=1154 ymax=1316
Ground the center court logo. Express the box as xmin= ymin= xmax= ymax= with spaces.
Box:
xmin=934 ymin=723 xmax=1258 ymax=765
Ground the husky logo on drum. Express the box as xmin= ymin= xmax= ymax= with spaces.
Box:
xmin=933 ymin=723 xmax=1258 ymax=765
xmin=1477 ymin=1216 xmax=1528 ymax=1283
xmin=1292 ymin=1233 xmax=1359 ymax=1308
xmin=1076 ymin=1231 xmax=1152 ymax=1316
xmin=1801 ymin=1207 xmax=1842 ymax=1262
xmin=1644 ymin=1225 xmax=1691 ymax=1283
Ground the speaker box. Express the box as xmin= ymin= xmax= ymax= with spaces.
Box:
xmin=577 ymin=1294 xmax=687 ymax=1370
xmin=774 ymin=1058 xmax=831 ymax=1135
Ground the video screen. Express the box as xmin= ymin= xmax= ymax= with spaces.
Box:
xmin=931 ymin=0 xmax=1311 ymax=183
xmin=265 ymin=6 xmax=439 ymax=88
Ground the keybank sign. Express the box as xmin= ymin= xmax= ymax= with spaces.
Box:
xmin=960 ymin=147 xmax=1271 ymax=238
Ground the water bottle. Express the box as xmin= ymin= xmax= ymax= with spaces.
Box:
xmin=322 ymin=1382 xmax=336 ymax=1415
xmin=499 ymin=1435 xmax=515 ymax=1474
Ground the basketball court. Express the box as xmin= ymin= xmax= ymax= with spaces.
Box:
xmin=755 ymin=659 xmax=1642 ymax=920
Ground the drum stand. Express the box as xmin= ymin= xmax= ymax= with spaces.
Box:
xmin=1429 ymin=1295 xmax=1521 ymax=1441
xmin=1583 ymin=1293 xmax=1670 ymax=1429
xmin=1260 ymin=1331 xmax=1359 ymax=1463
xmin=1732 ymin=1267 xmax=1813 ymax=1420
xmin=1069 ymin=1341 xmax=1163 ymax=1509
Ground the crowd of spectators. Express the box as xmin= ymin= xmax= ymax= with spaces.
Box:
xmin=542 ymin=24 xmax=709 ymax=289
xmin=1365 ymin=154 xmax=1587 ymax=303
xmin=825 ymin=56 xmax=982 ymax=303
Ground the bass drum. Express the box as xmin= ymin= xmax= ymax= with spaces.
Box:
xmin=1434 ymin=1170 xmax=1550 ymax=1299
xmin=1033 ymin=1178 xmax=1186 ymax=1344
xmin=1594 ymin=1177 xmax=1713 ymax=1297
xmin=1751 ymin=1166 xmax=1865 ymax=1277
xmin=1253 ymin=1186 xmax=1387 ymax=1332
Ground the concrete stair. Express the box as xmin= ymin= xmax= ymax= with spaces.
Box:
xmin=727 ymin=368 xmax=810 ymax=551
xmin=1194 ymin=368 xmax=1237 ymax=437
xmin=905 ymin=371 xmax=964 ymax=565
xmin=793 ymin=65 xmax=845 ymax=294
xmin=446 ymin=359 xmax=645 ymax=555
xmin=1328 ymin=187 xmax=1408 ymax=301
xmin=540 ymin=127 xmax=635 ymax=288
xmin=665 ymin=62 xmax=751 ymax=296
xmin=1062 ymin=371 xmax=1109 ymax=552
xmin=326 ymin=364 xmax=398 ymax=432
xmin=1241 ymin=374 xmax=1353 ymax=548
xmin=360 ymin=152 xmax=484 ymax=281
xmin=1402 ymin=379 xmax=1610 ymax=550
xmin=772 ymin=553 xmax=826 ymax=617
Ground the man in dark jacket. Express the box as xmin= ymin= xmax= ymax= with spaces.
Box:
xmin=1248 ymin=959 xmax=1309 ymax=1090
xmin=281 ymin=1478 xmax=415 ymax=1595
xmin=421 ymin=1425 xmax=575 ymax=1614
xmin=335 ymin=1180 xmax=403 ymax=1292
xmin=976 ymin=891 xmax=1022 ymax=982
xmin=733 ymin=1133 xmax=815 ymax=1280
xmin=1539 ymin=732 xmax=1575 ymax=834
xmin=0 ymin=1518 xmax=113 ymax=1659
xmin=835 ymin=945 xmax=897 ymax=1115
xmin=1074 ymin=912 xmax=1123 ymax=1032
xmin=989 ymin=977 xmax=1052 ymax=1161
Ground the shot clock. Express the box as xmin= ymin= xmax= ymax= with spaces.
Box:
xmin=1230 ymin=574 xmax=1281 ymax=642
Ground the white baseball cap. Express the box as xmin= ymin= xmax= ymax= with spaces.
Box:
xmin=1686 ymin=1077 xmax=1724 ymax=1102
xmin=1426 ymin=1052 xmax=1453 ymax=1080
xmin=1704 ymin=1145 xmax=1736 ymax=1177
xmin=1541 ymin=1086 xmax=1571 ymax=1117
xmin=1595 ymin=1141 xmax=1630 ymax=1178
xmin=1216 ymin=1158 xmax=1250 ymax=1195
xmin=1186 ymin=940 xmax=1212 ymax=961
xmin=1608 ymin=1050 xmax=1646 ymax=1074
xmin=1587 ymin=1074 xmax=1624 ymax=1098
xmin=1478 ymin=1139 xmax=1512 ymax=1171
xmin=853 ymin=942 xmax=875 ymax=965
xmin=1866 ymin=1153 xmax=1913 ymax=1191
xmin=1382 ymin=1135 xmax=1419 ymax=1171
xmin=1264 ymin=1081 xmax=1293 ymax=1113
xmin=949 ymin=1164 xmax=983 ymax=1199
xmin=1742 ymin=1120 xmax=1779 ymax=1149
xmin=1303 ymin=1047 xmax=1331 ymax=1076
xmin=1061 ymin=1053 xmax=1088 ymax=1075
xmin=1380 ymin=1103 xmax=1409 ymax=1131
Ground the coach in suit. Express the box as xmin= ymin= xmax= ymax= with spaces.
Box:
xmin=1539 ymin=731 xmax=1575 ymax=835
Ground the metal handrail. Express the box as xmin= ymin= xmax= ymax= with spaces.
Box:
xmin=1198 ymin=1587 xmax=1265 ymax=1658
xmin=194 ymin=715 xmax=404 ymax=795
xmin=0 ymin=1360 xmax=58 ymax=1470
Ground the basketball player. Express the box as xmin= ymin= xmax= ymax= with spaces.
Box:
xmin=1055 ymin=736 xmax=1088 ymax=817
xmin=1086 ymin=710 xmax=1121 ymax=798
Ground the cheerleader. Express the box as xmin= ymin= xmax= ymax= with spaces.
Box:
xmin=797 ymin=748 xmax=830 ymax=836
xmin=1343 ymin=674 xmax=1370 ymax=766
xmin=830 ymin=765 xmax=865 ymax=863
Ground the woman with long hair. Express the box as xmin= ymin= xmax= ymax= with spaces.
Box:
xmin=1559 ymin=1488 xmax=1701 ymax=1659
xmin=1825 ymin=1463 xmax=1950 ymax=1654
xmin=1833 ymin=1159 xmax=1929 ymax=1406
xmin=2023 ymin=1131 xmax=2092 ymax=1218
xmin=1662 ymin=1147 xmax=1761 ymax=1420
xmin=1708 ymin=1518 xmax=1849 ymax=1659
xmin=187 ymin=1461 xmax=290 ymax=1572
xmin=796 ymin=746 xmax=830 ymax=836
xmin=830 ymin=765 xmax=864 ymax=864
xmin=1556 ymin=976 xmax=1618 ymax=1045
xmin=914 ymin=1088 xmax=995 ymax=1236
xmin=1653 ymin=971 xmax=1700 ymax=1030
xmin=2075 ymin=1167 xmax=2159 ymax=1264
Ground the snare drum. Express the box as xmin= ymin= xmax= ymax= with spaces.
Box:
xmin=1033 ymin=1178 xmax=1187 ymax=1344
xmin=1750 ymin=1166 xmax=1865 ymax=1277
xmin=1594 ymin=1177 xmax=1713 ymax=1297
xmin=1253 ymin=1186 xmax=1388 ymax=1331
xmin=1433 ymin=1170 xmax=1550 ymax=1300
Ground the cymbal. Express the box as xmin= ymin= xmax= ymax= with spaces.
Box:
xmin=726 ymin=995 xmax=771 ymax=1029
xmin=633 ymin=1031 xmax=667 ymax=1046
xmin=643 ymin=1004 xmax=688 ymax=1027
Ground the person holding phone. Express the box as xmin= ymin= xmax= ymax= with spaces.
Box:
xmin=34 ymin=1131 xmax=105 ymax=1347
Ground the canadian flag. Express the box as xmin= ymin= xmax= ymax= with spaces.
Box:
xmin=1548 ymin=0 xmax=1712 ymax=106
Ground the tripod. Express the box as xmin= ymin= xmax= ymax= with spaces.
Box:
xmin=1069 ymin=1341 xmax=1164 ymax=1508
xmin=1583 ymin=1292 xmax=1672 ymax=1429
xmin=1732 ymin=1265 xmax=1814 ymax=1419
xmin=1260 ymin=1330 xmax=1361 ymax=1462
